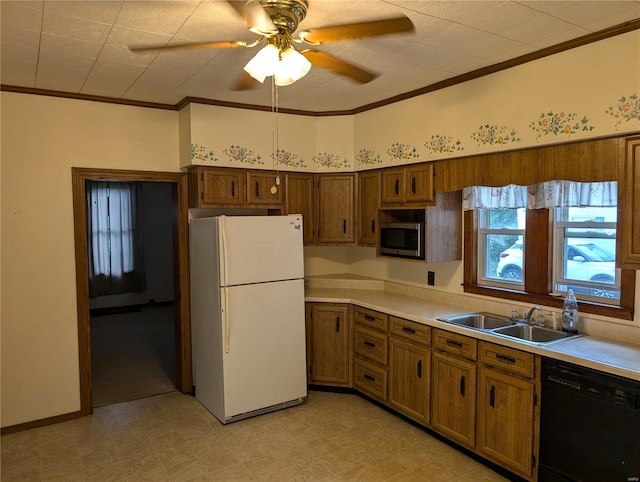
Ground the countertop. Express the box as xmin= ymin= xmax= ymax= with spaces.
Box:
xmin=305 ymin=286 xmax=640 ymax=381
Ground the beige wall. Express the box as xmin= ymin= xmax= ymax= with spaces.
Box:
xmin=1 ymin=93 xmax=179 ymax=427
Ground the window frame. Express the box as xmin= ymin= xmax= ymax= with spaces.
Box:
xmin=552 ymin=207 xmax=620 ymax=303
xmin=477 ymin=208 xmax=526 ymax=289
xmin=464 ymin=208 xmax=635 ymax=321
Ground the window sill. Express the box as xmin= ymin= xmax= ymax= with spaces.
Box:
xmin=463 ymin=284 xmax=633 ymax=321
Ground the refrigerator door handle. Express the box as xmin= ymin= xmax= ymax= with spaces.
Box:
xmin=219 ymin=216 xmax=229 ymax=286
xmin=223 ymin=288 xmax=231 ymax=353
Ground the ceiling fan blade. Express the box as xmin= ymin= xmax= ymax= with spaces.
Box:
xmin=299 ymin=15 xmax=414 ymax=44
xmin=231 ymin=71 xmax=261 ymax=91
xmin=301 ymin=50 xmax=378 ymax=84
xmin=129 ymin=40 xmax=249 ymax=52
xmin=226 ymin=0 xmax=277 ymax=35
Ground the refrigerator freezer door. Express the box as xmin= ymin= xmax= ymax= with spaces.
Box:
xmin=221 ymin=278 xmax=307 ymax=420
xmin=219 ymin=215 xmax=304 ymax=286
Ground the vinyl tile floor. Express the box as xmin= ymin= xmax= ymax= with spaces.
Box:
xmin=1 ymin=390 xmax=510 ymax=481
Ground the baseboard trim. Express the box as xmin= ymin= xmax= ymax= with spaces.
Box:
xmin=1 ymin=410 xmax=83 ymax=435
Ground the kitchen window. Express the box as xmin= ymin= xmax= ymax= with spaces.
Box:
xmin=477 ymin=208 xmax=526 ymax=288
xmin=554 ymin=206 xmax=620 ymax=303
xmin=463 ymin=181 xmax=634 ymax=320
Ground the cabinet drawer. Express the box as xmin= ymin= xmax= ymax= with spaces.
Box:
xmin=478 ymin=341 xmax=535 ymax=379
xmin=433 ymin=329 xmax=477 ymax=361
xmin=389 ymin=316 xmax=431 ymax=346
xmin=354 ymin=356 xmax=387 ymax=401
xmin=354 ymin=326 xmax=388 ymax=366
xmin=354 ymin=306 xmax=388 ymax=331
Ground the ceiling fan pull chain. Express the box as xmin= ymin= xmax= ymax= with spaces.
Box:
xmin=271 ymin=78 xmax=280 ymax=193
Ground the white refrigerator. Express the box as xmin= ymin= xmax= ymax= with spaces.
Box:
xmin=189 ymin=215 xmax=307 ymax=424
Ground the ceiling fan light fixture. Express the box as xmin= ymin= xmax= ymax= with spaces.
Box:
xmin=243 ymin=43 xmax=279 ymax=82
xmin=274 ymin=47 xmax=311 ymax=86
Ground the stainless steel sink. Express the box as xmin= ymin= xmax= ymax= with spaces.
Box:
xmin=492 ymin=324 xmax=582 ymax=344
xmin=437 ymin=312 xmax=516 ymax=330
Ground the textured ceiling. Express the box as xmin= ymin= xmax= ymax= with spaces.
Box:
xmin=1 ymin=0 xmax=639 ymax=112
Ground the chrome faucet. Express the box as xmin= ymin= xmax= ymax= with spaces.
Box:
xmin=524 ymin=306 xmax=543 ymax=325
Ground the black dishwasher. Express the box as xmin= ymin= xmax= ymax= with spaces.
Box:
xmin=539 ymin=358 xmax=640 ymax=482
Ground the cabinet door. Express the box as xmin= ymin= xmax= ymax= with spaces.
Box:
xmin=358 ymin=170 xmax=380 ymax=246
xmin=381 ymin=168 xmax=405 ymax=205
xmin=317 ymin=174 xmax=355 ymax=244
xmin=285 ymin=173 xmax=315 ymax=244
xmin=431 ymin=352 xmax=476 ymax=449
xmin=620 ymin=136 xmax=640 ymax=268
xmin=246 ymin=170 xmax=282 ymax=206
xmin=388 ymin=337 xmax=430 ymax=423
xmin=405 ymin=164 xmax=434 ymax=204
xmin=307 ymin=304 xmax=352 ymax=386
xmin=200 ymin=168 xmax=245 ymax=206
xmin=476 ymin=367 xmax=535 ymax=478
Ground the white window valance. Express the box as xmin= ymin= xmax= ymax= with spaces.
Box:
xmin=462 ymin=181 xmax=617 ymax=211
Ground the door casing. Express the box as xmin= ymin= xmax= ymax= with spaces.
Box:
xmin=71 ymin=167 xmax=191 ymax=415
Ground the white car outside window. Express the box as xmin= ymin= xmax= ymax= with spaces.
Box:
xmin=496 ymin=240 xmax=617 ymax=297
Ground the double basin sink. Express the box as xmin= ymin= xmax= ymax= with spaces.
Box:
xmin=436 ymin=312 xmax=584 ymax=346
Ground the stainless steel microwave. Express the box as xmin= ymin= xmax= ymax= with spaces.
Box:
xmin=380 ymin=222 xmax=424 ymax=259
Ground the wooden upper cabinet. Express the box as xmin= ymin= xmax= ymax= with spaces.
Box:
xmin=381 ymin=164 xmax=434 ymax=206
xmin=285 ymin=172 xmax=315 ymax=244
xmin=190 ymin=167 xmax=245 ymax=207
xmin=317 ymin=174 xmax=356 ymax=244
xmin=246 ymin=170 xmax=283 ymax=206
xmin=405 ymin=164 xmax=434 ymax=203
xmin=619 ymin=135 xmax=640 ymax=268
xmin=189 ymin=167 xmax=282 ymax=208
xmin=358 ymin=170 xmax=380 ymax=246
xmin=381 ymin=168 xmax=405 ymax=204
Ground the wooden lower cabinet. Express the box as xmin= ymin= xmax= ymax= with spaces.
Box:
xmin=304 ymin=304 xmax=539 ymax=481
xmin=306 ymin=303 xmax=352 ymax=386
xmin=354 ymin=356 xmax=387 ymax=401
xmin=476 ymin=366 xmax=536 ymax=478
xmin=388 ymin=337 xmax=430 ymax=424
xmin=431 ymin=352 xmax=476 ymax=449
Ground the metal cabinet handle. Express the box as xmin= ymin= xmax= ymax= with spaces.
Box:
xmin=371 ymin=219 xmax=375 ymax=234
xmin=489 ymin=385 xmax=496 ymax=407
xmin=411 ymin=176 xmax=416 ymax=194
xmin=446 ymin=339 xmax=463 ymax=348
xmin=255 ymin=181 xmax=260 ymax=197
xmin=336 ymin=316 xmax=340 ymax=332
xmin=364 ymin=341 xmax=376 ymax=348
xmin=394 ymin=178 xmax=399 ymax=195
xmin=417 ymin=360 xmax=423 ymax=379
xmin=231 ymin=180 xmax=235 ymax=197
xmin=460 ymin=375 xmax=466 ymax=396
xmin=364 ymin=315 xmax=375 ymax=322
xmin=364 ymin=374 xmax=375 ymax=382
xmin=343 ymin=219 xmax=347 ymax=233
xmin=402 ymin=326 xmax=416 ymax=334
xmin=496 ymin=354 xmax=516 ymax=365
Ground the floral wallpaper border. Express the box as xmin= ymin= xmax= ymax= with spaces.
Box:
xmin=189 ymin=93 xmax=639 ymax=171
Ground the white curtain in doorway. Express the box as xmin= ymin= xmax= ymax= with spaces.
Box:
xmin=87 ymin=181 xmax=146 ymax=298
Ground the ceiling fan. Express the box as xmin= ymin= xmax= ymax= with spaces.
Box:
xmin=129 ymin=0 xmax=415 ymax=89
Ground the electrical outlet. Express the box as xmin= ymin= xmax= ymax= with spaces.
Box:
xmin=427 ymin=271 xmax=435 ymax=286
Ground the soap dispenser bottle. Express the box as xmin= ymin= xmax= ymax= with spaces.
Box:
xmin=562 ymin=289 xmax=579 ymax=334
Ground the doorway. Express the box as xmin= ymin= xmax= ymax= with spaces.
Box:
xmin=72 ymin=168 xmax=191 ymax=416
